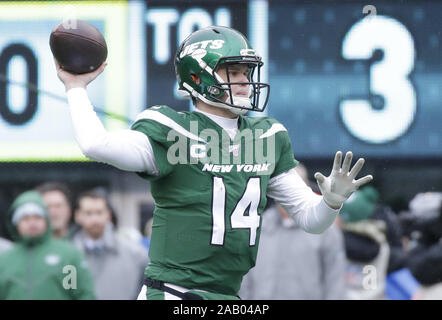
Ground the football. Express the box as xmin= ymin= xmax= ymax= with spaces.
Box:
xmin=49 ymin=20 xmax=107 ymax=74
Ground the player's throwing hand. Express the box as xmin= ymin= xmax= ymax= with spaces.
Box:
xmin=314 ymin=151 xmax=373 ymax=210
xmin=54 ymin=59 xmax=107 ymax=91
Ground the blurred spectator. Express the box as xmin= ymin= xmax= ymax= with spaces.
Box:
xmin=0 ymin=237 xmax=12 ymax=253
xmin=402 ymin=192 xmax=442 ymax=298
xmin=339 ymin=186 xmax=390 ymax=299
xmin=116 ymin=225 xmax=151 ymax=255
xmin=399 ymin=192 xmax=442 ymax=249
xmin=117 ymin=226 xmax=143 ymax=243
xmin=409 ymin=192 xmax=442 ymax=216
xmin=371 ymin=204 xmax=407 ymax=275
xmin=36 ymin=182 xmax=77 ymax=239
xmin=240 ymin=200 xmax=346 ymax=299
xmin=0 ymin=190 xmax=95 ymax=299
xmin=72 ymin=189 xmax=149 ymax=300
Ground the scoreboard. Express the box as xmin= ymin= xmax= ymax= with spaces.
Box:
xmin=0 ymin=0 xmax=440 ymax=161
xmin=266 ymin=1 xmax=442 ymax=158
xmin=0 ymin=1 xmax=128 ymax=161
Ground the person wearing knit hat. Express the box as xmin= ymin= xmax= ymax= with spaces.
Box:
xmin=340 ymin=186 xmax=380 ymax=223
xmin=9 ymin=191 xmax=50 ymax=245
xmin=338 ymin=186 xmax=391 ymax=300
xmin=0 ymin=190 xmax=96 ymax=300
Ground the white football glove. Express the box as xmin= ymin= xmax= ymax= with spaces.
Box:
xmin=314 ymin=151 xmax=373 ymax=209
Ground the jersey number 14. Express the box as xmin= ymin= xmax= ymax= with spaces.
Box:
xmin=211 ymin=177 xmax=261 ymax=246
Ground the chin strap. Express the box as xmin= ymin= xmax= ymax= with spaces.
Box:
xmin=182 ymin=82 xmax=250 ymax=115
xmin=227 ymin=96 xmax=250 ymax=115
xmin=225 ymin=83 xmax=253 ymax=115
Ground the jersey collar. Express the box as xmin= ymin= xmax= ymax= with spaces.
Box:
xmin=194 ymin=108 xmax=239 ymax=131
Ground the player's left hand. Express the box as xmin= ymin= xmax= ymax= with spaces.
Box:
xmin=314 ymin=151 xmax=373 ymax=210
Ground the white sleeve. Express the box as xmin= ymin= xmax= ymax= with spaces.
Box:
xmin=66 ymin=87 xmax=159 ymax=175
xmin=266 ymin=168 xmax=340 ymax=234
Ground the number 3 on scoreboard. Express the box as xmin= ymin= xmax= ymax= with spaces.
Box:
xmin=211 ymin=176 xmax=261 ymax=246
xmin=340 ymin=15 xmax=416 ymax=144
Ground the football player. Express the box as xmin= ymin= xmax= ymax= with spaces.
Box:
xmin=55 ymin=26 xmax=373 ymax=300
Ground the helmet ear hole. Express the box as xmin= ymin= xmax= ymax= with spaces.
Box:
xmin=190 ymin=74 xmax=201 ymax=85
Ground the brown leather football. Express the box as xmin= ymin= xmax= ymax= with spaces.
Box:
xmin=49 ymin=20 xmax=107 ymax=74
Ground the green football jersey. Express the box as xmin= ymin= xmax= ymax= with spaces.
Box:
xmin=131 ymin=105 xmax=298 ymax=296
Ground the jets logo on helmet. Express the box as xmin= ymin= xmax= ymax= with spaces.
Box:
xmin=179 ymin=39 xmax=225 ymax=58
xmin=175 ymin=26 xmax=270 ymax=115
